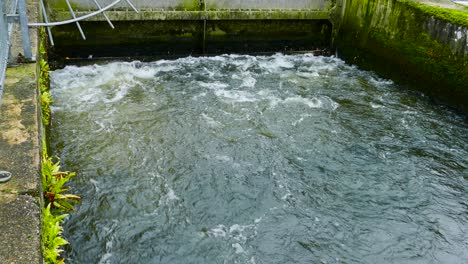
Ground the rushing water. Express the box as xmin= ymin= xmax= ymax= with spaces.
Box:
xmin=50 ymin=54 xmax=468 ymax=264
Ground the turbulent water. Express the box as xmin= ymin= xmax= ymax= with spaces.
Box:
xmin=50 ymin=54 xmax=468 ymax=264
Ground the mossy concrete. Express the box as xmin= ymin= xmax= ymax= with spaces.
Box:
xmin=46 ymin=0 xmax=331 ymax=11
xmin=51 ymin=9 xmax=330 ymax=21
xmin=49 ymin=19 xmax=332 ymax=60
xmin=336 ymin=0 xmax=468 ymax=112
xmin=0 ymin=64 xmax=42 ymax=264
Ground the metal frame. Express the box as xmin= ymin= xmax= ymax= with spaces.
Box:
xmin=1 ymin=0 xmax=138 ymax=107
xmin=1 ymin=0 xmax=32 ymax=109
xmin=29 ymin=0 xmax=139 ymax=46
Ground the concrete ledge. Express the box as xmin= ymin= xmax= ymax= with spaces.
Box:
xmin=51 ymin=9 xmax=330 ymax=21
xmin=0 ymin=64 xmax=42 ymax=264
xmin=0 ymin=194 xmax=42 ymax=264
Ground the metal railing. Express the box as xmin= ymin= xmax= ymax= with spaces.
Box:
xmin=1 ymin=0 xmax=32 ymax=108
xmin=0 ymin=0 xmax=138 ymax=107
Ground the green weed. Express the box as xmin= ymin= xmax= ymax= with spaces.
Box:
xmin=42 ymin=204 xmax=68 ymax=264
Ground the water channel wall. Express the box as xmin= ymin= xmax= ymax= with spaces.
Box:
xmin=336 ymin=0 xmax=468 ymax=112
xmin=46 ymin=0 xmax=334 ymax=59
xmin=0 ymin=0 xmax=467 ymax=262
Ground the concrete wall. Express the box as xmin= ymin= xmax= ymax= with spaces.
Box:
xmin=47 ymin=0 xmax=329 ymax=10
xmin=46 ymin=0 xmax=333 ymax=60
xmin=336 ymin=0 xmax=468 ymax=112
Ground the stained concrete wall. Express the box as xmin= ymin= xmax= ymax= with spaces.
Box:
xmin=47 ymin=0 xmax=329 ymax=10
xmin=336 ymin=0 xmax=468 ymax=112
xmin=46 ymin=1 xmax=334 ymax=60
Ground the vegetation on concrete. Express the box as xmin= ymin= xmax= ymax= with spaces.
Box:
xmin=42 ymin=153 xmax=80 ymax=212
xmin=39 ymin=27 xmax=80 ymax=264
xmin=337 ymin=0 xmax=468 ymax=112
xmin=401 ymin=0 xmax=468 ymax=28
xmin=39 ymin=32 xmax=52 ymax=127
xmin=42 ymin=204 xmax=68 ymax=264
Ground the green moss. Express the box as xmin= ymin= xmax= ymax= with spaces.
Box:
xmin=337 ymin=0 xmax=468 ymax=112
xmin=47 ymin=0 xmax=82 ymax=11
xmin=259 ymin=131 xmax=276 ymax=139
xmin=176 ymin=0 xmax=200 ymax=11
xmin=400 ymin=0 xmax=468 ymax=28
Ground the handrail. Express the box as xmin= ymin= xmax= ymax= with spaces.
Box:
xmin=28 ymin=0 xmax=126 ymax=27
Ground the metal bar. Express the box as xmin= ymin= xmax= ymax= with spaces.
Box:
xmin=93 ymin=0 xmax=114 ymax=29
xmin=9 ymin=0 xmax=18 ymax=14
xmin=30 ymin=0 xmax=122 ymax=27
xmin=17 ymin=0 xmax=32 ymax=60
xmin=1 ymin=0 xmax=9 ymax=108
xmin=124 ymin=0 xmax=139 ymax=13
xmin=65 ymin=0 xmax=86 ymax=40
xmin=6 ymin=14 xmax=19 ymax=23
xmin=39 ymin=0 xmax=54 ymax=46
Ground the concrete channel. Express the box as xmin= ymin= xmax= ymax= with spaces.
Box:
xmin=0 ymin=0 xmax=467 ymax=263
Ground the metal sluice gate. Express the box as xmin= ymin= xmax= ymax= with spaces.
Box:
xmin=0 ymin=0 xmax=139 ymax=106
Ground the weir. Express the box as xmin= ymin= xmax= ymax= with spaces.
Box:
xmin=0 ymin=0 xmax=467 ymax=263
xmin=45 ymin=0 xmax=335 ymax=59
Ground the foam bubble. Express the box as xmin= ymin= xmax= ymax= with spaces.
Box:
xmin=240 ymin=75 xmax=257 ymax=88
xmin=209 ymin=225 xmax=227 ymax=237
xmin=232 ymin=243 xmax=246 ymax=254
xmin=284 ymin=97 xmax=323 ymax=108
xmin=201 ymin=113 xmax=222 ymax=128
xmin=215 ymin=90 xmax=258 ymax=103
xmin=198 ymin=81 xmax=229 ymax=89
xmin=166 ymin=188 xmax=179 ymax=201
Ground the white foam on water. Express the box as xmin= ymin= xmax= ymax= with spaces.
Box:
xmin=192 ymin=92 xmax=207 ymax=101
xmin=214 ymin=155 xmax=232 ymax=162
xmin=98 ymin=253 xmax=112 ymax=264
xmin=240 ymin=75 xmax=257 ymax=88
xmin=272 ymin=55 xmax=295 ymax=69
xmin=297 ymin=71 xmax=320 ymax=78
xmin=51 ymin=61 xmax=163 ymax=112
xmin=201 ymin=113 xmax=223 ymax=128
xmin=292 ymin=113 xmax=313 ymax=126
xmin=90 ymin=179 xmax=100 ymax=192
xmin=166 ymin=188 xmax=179 ymax=201
xmin=98 ymin=240 xmax=114 ymax=264
xmin=282 ymin=192 xmax=293 ymax=200
xmin=370 ymin=102 xmax=383 ymax=109
xmin=229 ymin=224 xmax=253 ymax=233
xmin=284 ymin=97 xmax=323 ymax=108
xmin=209 ymin=225 xmax=227 ymax=238
xmin=368 ymin=76 xmax=393 ymax=87
xmin=258 ymin=53 xmax=295 ymax=72
xmin=214 ymin=90 xmax=258 ymax=103
xmin=232 ymin=243 xmax=246 ymax=254
xmin=257 ymin=90 xmax=282 ymax=108
xmin=197 ymin=81 xmax=229 ymax=89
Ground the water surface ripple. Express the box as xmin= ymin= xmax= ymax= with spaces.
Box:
xmin=50 ymin=54 xmax=468 ymax=264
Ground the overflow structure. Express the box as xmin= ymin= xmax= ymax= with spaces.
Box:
xmin=0 ymin=0 xmax=467 ymax=263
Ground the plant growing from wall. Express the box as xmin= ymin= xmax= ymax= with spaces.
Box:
xmin=42 ymin=204 xmax=68 ymax=264
xmin=42 ymin=154 xmax=81 ymax=211
xmin=40 ymin=59 xmax=52 ymax=126
xmin=39 ymin=27 xmax=80 ymax=264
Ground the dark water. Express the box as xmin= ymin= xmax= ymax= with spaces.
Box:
xmin=50 ymin=54 xmax=468 ymax=264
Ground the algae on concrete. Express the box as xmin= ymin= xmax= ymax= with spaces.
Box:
xmin=336 ymin=0 xmax=468 ymax=112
